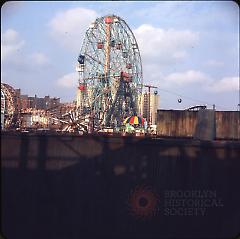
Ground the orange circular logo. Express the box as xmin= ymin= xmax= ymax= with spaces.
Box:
xmin=127 ymin=185 xmax=159 ymax=219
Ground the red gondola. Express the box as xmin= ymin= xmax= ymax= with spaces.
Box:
xmin=97 ymin=42 xmax=103 ymax=49
xmin=105 ymin=16 xmax=113 ymax=24
xmin=121 ymin=72 xmax=132 ymax=82
xmin=79 ymin=84 xmax=85 ymax=91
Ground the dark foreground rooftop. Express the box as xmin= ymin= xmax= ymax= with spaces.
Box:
xmin=1 ymin=131 xmax=240 ymax=239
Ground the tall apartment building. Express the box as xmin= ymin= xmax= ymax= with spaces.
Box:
xmin=76 ymin=87 xmax=84 ymax=109
xmin=138 ymin=91 xmax=160 ymax=125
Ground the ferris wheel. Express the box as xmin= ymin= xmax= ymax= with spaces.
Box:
xmin=76 ymin=15 xmax=143 ymax=131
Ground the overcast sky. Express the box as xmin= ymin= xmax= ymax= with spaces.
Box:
xmin=1 ymin=1 xmax=239 ymax=110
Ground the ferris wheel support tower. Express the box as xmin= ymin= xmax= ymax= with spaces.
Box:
xmin=104 ymin=18 xmax=111 ymax=77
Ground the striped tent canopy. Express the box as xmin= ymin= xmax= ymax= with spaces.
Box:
xmin=123 ymin=116 xmax=145 ymax=125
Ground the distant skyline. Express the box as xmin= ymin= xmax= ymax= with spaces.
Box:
xmin=1 ymin=1 xmax=239 ymax=110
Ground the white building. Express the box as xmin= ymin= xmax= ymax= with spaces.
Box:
xmin=21 ymin=109 xmax=49 ymax=128
xmin=138 ymin=91 xmax=160 ymax=125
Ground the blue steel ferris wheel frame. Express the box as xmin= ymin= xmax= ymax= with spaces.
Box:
xmin=77 ymin=15 xmax=143 ymax=129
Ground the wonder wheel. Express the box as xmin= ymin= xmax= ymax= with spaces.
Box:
xmin=76 ymin=15 xmax=143 ymax=131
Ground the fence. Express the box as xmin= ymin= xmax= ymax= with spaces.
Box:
xmin=157 ymin=110 xmax=240 ymax=139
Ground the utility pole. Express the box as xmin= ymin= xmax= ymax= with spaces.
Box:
xmin=142 ymin=84 xmax=158 ymax=128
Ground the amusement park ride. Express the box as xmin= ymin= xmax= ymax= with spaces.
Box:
xmin=1 ymin=83 xmax=19 ymax=129
xmin=63 ymin=15 xmax=144 ymax=133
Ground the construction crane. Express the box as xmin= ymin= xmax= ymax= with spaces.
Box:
xmin=142 ymin=84 xmax=158 ymax=127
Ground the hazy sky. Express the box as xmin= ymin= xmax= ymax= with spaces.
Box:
xmin=1 ymin=1 xmax=239 ymax=110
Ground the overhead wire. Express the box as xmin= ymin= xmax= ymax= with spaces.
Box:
xmin=156 ymin=87 xmax=230 ymax=111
